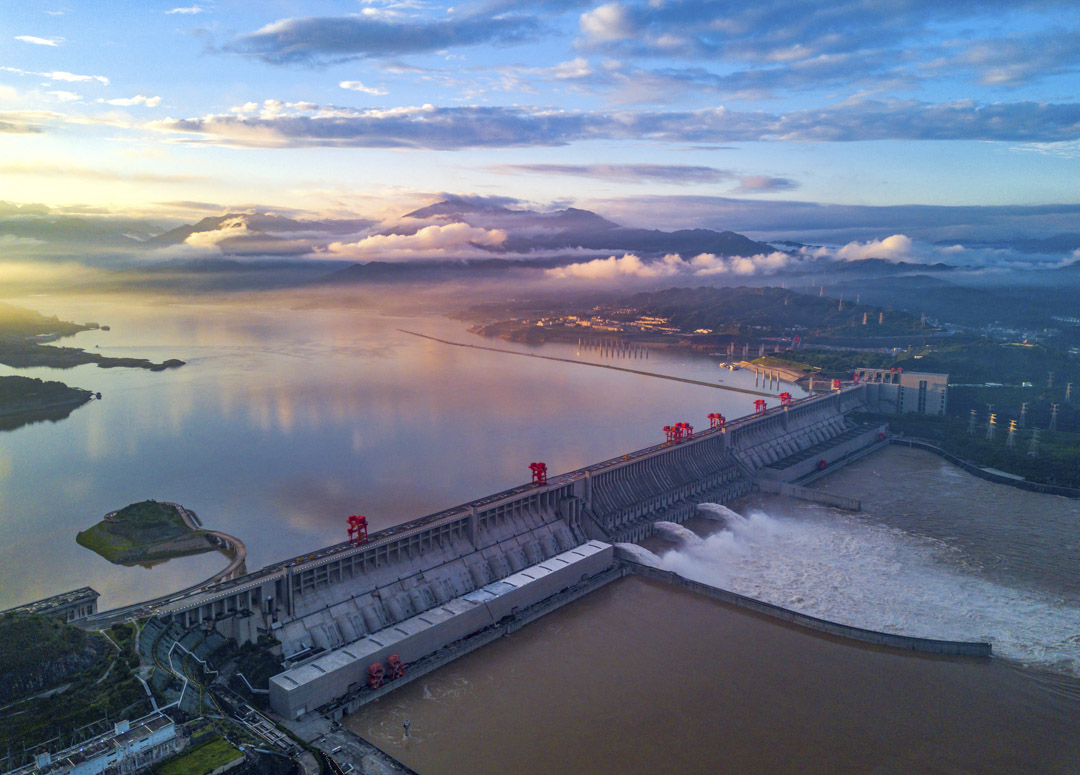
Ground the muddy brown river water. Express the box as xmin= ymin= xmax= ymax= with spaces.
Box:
xmin=348 ymin=446 xmax=1080 ymax=774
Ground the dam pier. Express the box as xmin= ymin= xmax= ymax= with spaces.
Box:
xmin=78 ymin=383 xmax=892 ymax=723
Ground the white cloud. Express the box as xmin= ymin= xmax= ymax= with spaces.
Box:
xmin=48 ymin=90 xmax=80 ymax=102
xmin=547 ymin=253 xmax=683 ymax=280
xmin=183 ymin=217 xmax=253 ymax=248
xmin=326 ymin=222 xmax=507 ymax=259
xmin=44 ymin=70 xmax=109 ymax=85
xmin=339 ymin=80 xmax=388 ymax=95
xmin=580 ymin=3 xmax=633 ymax=44
xmin=547 ymin=250 xmax=792 ymax=281
xmin=15 ymin=35 xmax=62 ymax=46
xmin=165 ymin=5 xmax=205 ymax=14
xmin=100 ymin=95 xmax=162 ymax=107
xmin=833 ymin=234 xmax=915 ymax=261
xmin=1 ymin=67 xmax=110 ymax=85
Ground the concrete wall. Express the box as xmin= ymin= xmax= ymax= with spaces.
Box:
xmin=757 ymin=425 xmax=887 ymax=482
xmin=269 ymin=542 xmax=614 ymax=719
xmin=755 ymin=479 xmax=861 ymax=511
xmin=626 ymin=562 xmax=992 ymax=657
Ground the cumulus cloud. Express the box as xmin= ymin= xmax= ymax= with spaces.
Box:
xmin=228 ymin=13 xmax=541 ymax=65
xmin=48 ymin=90 xmax=80 ymax=102
xmin=100 ymin=95 xmax=162 ymax=107
xmin=145 ymin=99 xmax=1080 ymax=150
xmin=166 ymin=5 xmax=205 ymax=13
xmin=15 ymin=35 xmax=62 ymax=47
xmin=547 ymin=250 xmax=791 ymax=281
xmin=339 ymin=81 xmax=388 ymax=95
xmin=326 ymin=222 xmax=507 ymax=259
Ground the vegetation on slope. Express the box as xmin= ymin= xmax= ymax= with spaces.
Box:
xmin=0 ymin=612 xmax=108 ymax=705
xmin=77 ymin=500 xmax=209 ymax=565
xmin=156 ymin=736 xmax=243 ymax=775
xmin=0 ymin=616 xmax=151 ymax=758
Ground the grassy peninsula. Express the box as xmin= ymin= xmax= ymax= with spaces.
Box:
xmin=77 ymin=500 xmax=214 ymax=565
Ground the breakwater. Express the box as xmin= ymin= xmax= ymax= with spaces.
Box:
xmin=624 ymin=560 xmax=992 ymax=657
xmin=891 ymin=437 xmax=1080 ymax=500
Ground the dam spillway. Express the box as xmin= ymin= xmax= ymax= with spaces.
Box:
xmin=95 ymin=385 xmax=876 ymax=720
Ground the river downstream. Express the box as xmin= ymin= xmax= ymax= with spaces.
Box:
xmin=347 ymin=444 xmax=1080 ymax=774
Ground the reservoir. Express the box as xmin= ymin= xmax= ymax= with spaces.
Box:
xmin=0 ymin=296 xmax=777 ymax=610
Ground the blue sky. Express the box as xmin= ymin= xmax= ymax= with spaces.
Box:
xmin=1 ymin=0 xmax=1078 ymax=228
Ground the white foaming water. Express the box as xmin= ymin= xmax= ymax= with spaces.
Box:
xmin=653 ymin=521 xmax=704 ymax=546
xmin=659 ymin=505 xmax=1080 ymax=677
xmin=615 ymin=543 xmax=663 ymax=568
xmin=697 ymin=503 xmax=746 ymax=523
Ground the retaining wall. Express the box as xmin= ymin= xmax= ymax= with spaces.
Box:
xmin=891 ymin=438 xmax=1080 ymax=500
xmin=755 ymin=479 xmax=861 ymax=511
xmin=626 ymin=561 xmax=992 ymax=657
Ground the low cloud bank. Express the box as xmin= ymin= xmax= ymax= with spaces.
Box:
xmin=545 ymin=234 xmax=1080 ymax=283
xmin=326 ymin=222 xmax=507 ymax=260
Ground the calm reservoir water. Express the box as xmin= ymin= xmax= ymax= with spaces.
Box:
xmin=0 ymin=296 xmax=780 ymax=610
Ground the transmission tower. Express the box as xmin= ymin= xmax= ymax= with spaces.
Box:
xmin=1048 ymin=371 xmax=1055 ymax=388
xmin=1006 ymin=419 xmax=1017 ymax=447
xmin=878 ymin=311 xmax=884 ymax=324
xmin=862 ymin=312 xmax=868 ymax=325
xmin=968 ymin=408 xmax=978 ymax=434
xmin=838 ymin=294 xmax=844 ymax=311
xmin=1067 ymin=382 xmax=1073 ymax=402
xmin=1020 ymin=401 xmax=1028 ymax=427
xmin=986 ymin=413 xmax=997 ymax=441
xmin=1050 ymin=403 xmax=1059 ymax=432
xmin=1028 ymin=428 xmax=1040 ymax=457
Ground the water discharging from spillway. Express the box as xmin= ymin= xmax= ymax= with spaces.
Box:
xmin=655 ymin=504 xmax=1080 ymax=677
xmin=653 ymin=521 xmax=704 ymax=546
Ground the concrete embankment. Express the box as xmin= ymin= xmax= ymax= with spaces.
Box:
xmin=303 ymin=564 xmax=629 ymax=722
xmin=623 ymin=560 xmax=992 ymax=657
xmin=891 ymin=437 xmax=1080 ymax=500
xmin=755 ymin=479 xmax=861 ymax=511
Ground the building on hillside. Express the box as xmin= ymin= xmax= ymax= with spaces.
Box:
xmin=856 ymin=368 xmax=948 ymax=415
xmin=5 ymin=714 xmax=178 ymax=775
xmin=0 ymin=588 xmax=99 ymax=623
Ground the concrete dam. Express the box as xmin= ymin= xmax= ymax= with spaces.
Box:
xmin=102 ymin=385 xmax=877 ymax=720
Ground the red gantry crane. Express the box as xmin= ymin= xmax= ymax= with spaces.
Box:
xmin=529 ymin=461 xmax=548 ymax=486
xmin=779 ymin=392 xmax=793 ymax=407
xmin=708 ymin=412 xmax=726 ymax=430
xmin=347 ymin=515 xmax=369 ymax=546
xmin=754 ymin=399 xmax=768 ymax=415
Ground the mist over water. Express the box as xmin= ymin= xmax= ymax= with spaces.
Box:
xmin=655 ymin=504 xmax=1080 ymax=677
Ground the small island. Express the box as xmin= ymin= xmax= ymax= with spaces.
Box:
xmin=77 ymin=500 xmax=216 ymax=566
